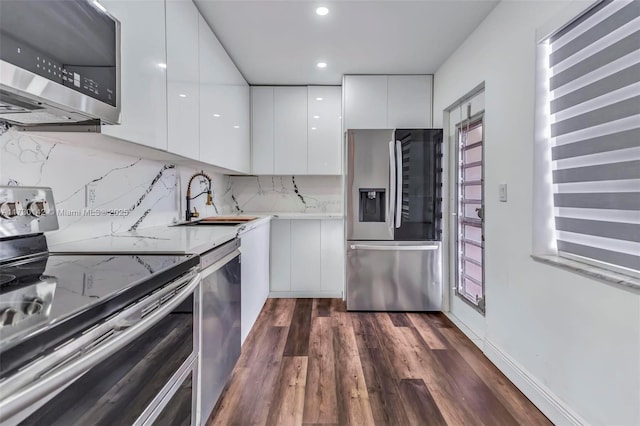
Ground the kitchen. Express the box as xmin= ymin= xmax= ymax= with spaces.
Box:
xmin=0 ymin=0 xmax=638 ymax=425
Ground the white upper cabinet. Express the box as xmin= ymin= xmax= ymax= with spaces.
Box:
xmin=274 ymin=87 xmax=307 ymax=175
xmin=343 ymin=75 xmax=387 ymax=129
xmin=101 ymin=0 xmax=167 ymax=150
xmin=343 ymin=75 xmax=433 ymax=130
xmin=251 ymin=87 xmax=275 ymax=174
xmin=198 ymin=15 xmax=250 ymax=173
xmin=307 ymin=86 xmax=342 ymax=175
xmin=166 ymin=0 xmax=199 ymax=160
xmin=387 ymin=75 xmax=432 ymax=128
xmin=251 ymin=85 xmax=342 ymax=175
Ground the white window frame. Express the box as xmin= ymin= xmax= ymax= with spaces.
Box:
xmin=532 ymin=0 xmax=640 ymax=284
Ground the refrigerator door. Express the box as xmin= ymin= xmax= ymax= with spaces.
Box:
xmin=346 ymin=129 xmax=395 ymax=241
xmin=393 ymin=129 xmax=443 ymax=241
xmin=346 ymin=241 xmax=442 ymax=311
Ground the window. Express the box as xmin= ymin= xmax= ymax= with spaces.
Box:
xmin=545 ymin=0 xmax=640 ymax=276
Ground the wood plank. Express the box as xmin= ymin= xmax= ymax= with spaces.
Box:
xmin=358 ymin=347 xmax=412 ymax=426
xmin=374 ymin=313 xmax=425 ymax=379
xmin=283 ymin=298 xmax=313 ymax=356
xmin=315 ymin=298 xmax=332 ymax=317
xmin=423 ymin=312 xmax=453 ymax=328
xmin=438 ymin=327 xmax=552 ymax=426
xmin=398 ymin=379 xmax=447 ymax=426
xmin=228 ymin=326 xmax=289 ymax=425
xmin=266 ymin=356 xmax=308 ymax=426
xmin=407 ymin=313 xmax=448 ymax=350
xmin=303 ymin=317 xmax=338 ymax=424
xmin=332 ymin=312 xmax=376 ymax=426
xmin=375 ymin=318 xmax=480 ymax=426
xmin=209 ymin=368 xmax=250 ymax=426
xmin=272 ymin=298 xmax=296 ymax=327
xmin=351 ymin=313 xmax=380 ymax=350
xmin=388 ymin=312 xmax=413 ymax=327
xmin=433 ymin=348 xmax=521 ymax=426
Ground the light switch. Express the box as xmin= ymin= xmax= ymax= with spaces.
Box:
xmin=499 ymin=184 xmax=507 ymax=202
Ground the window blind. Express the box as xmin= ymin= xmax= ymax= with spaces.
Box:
xmin=549 ymin=0 xmax=640 ymax=272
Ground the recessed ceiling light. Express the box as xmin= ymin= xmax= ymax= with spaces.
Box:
xmin=315 ymin=6 xmax=329 ymax=16
xmin=213 ymin=113 xmax=220 ymax=118
xmin=179 ymin=94 xmax=187 ymax=98
xmin=311 ymin=127 xmax=317 ymax=130
xmin=233 ymin=125 xmax=240 ymax=129
xmin=317 ymin=62 xmax=327 ymax=69
xmin=313 ymin=115 xmax=320 ymax=119
xmin=315 ymin=97 xmax=323 ymax=101
xmin=157 ymin=63 xmax=167 ymax=69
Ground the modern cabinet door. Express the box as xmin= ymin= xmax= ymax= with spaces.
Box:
xmin=101 ymin=0 xmax=167 ymax=150
xmin=307 ymin=86 xmax=342 ymax=175
xmin=240 ymin=221 xmax=270 ymax=345
xmin=290 ymin=220 xmax=321 ymax=292
xmin=320 ymin=220 xmax=344 ymax=294
xmin=343 ymin=75 xmax=387 ymax=130
xmin=274 ymin=87 xmax=307 ymax=174
xmin=387 ymin=75 xmax=432 ymax=128
xmin=166 ymin=0 xmax=200 ymax=160
xmin=270 ymin=219 xmax=291 ymax=292
xmin=251 ymin=87 xmax=275 ymax=174
xmin=199 ymin=15 xmax=250 ymax=173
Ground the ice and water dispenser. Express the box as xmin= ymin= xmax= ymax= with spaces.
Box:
xmin=358 ymin=189 xmax=385 ymax=222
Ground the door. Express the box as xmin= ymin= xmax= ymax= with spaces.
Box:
xmin=346 ymin=129 xmax=395 ymax=241
xmin=455 ymin=115 xmax=485 ymax=312
xmin=346 ymin=241 xmax=442 ymax=311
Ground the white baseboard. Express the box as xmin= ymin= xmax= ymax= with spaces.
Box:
xmin=268 ymin=291 xmax=343 ymax=298
xmin=483 ymin=339 xmax=587 ymax=426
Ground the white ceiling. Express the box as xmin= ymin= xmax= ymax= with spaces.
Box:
xmin=194 ymin=0 xmax=499 ymax=85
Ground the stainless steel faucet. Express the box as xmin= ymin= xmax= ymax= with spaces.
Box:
xmin=185 ymin=171 xmax=213 ymax=221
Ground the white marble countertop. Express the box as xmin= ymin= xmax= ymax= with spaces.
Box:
xmin=50 ymin=216 xmax=272 ymax=255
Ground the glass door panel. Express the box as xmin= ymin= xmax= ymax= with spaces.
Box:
xmin=456 ymin=117 xmax=485 ymax=312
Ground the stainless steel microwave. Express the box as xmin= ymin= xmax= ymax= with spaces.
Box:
xmin=0 ymin=0 xmax=121 ymax=125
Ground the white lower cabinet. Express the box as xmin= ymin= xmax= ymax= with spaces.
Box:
xmin=290 ymin=220 xmax=321 ymax=292
xmin=240 ymin=220 xmax=270 ymax=345
xmin=270 ymin=218 xmax=344 ymax=297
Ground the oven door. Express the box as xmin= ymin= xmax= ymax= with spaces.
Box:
xmin=0 ymin=270 xmax=201 ymax=426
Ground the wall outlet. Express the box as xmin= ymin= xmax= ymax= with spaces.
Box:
xmin=499 ymin=183 xmax=507 ymax=202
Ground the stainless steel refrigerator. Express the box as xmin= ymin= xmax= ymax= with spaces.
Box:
xmin=346 ymin=129 xmax=443 ymax=311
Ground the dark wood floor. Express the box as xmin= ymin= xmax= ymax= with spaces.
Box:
xmin=209 ymin=299 xmax=551 ymax=426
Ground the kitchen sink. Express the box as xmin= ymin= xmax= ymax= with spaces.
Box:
xmin=173 ymin=216 xmax=258 ymax=227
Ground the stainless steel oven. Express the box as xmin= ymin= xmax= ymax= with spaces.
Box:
xmin=0 ymin=268 xmax=201 ymax=425
xmin=0 ymin=186 xmax=203 ymax=425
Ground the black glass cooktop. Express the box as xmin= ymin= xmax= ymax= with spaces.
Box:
xmin=0 ymin=253 xmax=199 ymax=379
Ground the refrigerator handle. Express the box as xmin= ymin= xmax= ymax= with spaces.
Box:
xmin=395 ymin=140 xmax=403 ymax=229
xmin=388 ymin=140 xmax=396 ymax=234
xmin=349 ymin=244 xmax=439 ymax=251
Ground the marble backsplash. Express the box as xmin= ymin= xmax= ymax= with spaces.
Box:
xmin=1 ymin=125 xmax=343 ymax=245
xmin=228 ymin=175 xmax=343 ymax=214
xmin=0 ymin=126 xmax=232 ymax=245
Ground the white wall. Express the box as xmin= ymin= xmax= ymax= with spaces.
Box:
xmin=0 ymin=127 xmax=232 ymax=244
xmin=433 ymin=2 xmax=640 ymax=425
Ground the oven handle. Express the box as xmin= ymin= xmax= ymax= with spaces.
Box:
xmin=0 ymin=271 xmax=201 ymax=423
